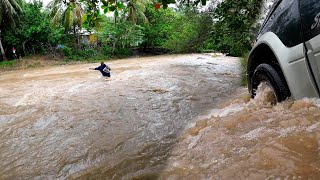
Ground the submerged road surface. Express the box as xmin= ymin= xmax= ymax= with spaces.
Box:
xmin=0 ymin=54 xmax=241 ymax=179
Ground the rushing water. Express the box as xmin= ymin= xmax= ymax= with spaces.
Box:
xmin=160 ymin=87 xmax=320 ymax=179
xmin=1 ymin=54 xmax=320 ymax=179
xmin=0 ymin=54 xmax=240 ymax=179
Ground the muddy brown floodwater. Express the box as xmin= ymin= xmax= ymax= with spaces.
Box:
xmin=0 ymin=54 xmax=240 ymax=179
xmin=1 ymin=54 xmax=320 ymax=179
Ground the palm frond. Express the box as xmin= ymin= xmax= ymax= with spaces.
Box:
xmin=48 ymin=0 xmax=83 ymax=30
xmin=50 ymin=8 xmax=62 ymax=26
xmin=47 ymin=0 xmax=63 ymax=17
xmin=63 ymin=7 xmax=73 ymax=29
xmin=3 ymin=0 xmax=18 ymax=16
xmin=0 ymin=6 xmax=3 ymax=24
xmin=127 ymin=0 xmax=150 ymax=24
xmin=2 ymin=0 xmax=22 ymax=27
xmin=11 ymin=0 xmax=24 ymax=12
xmin=138 ymin=10 xmax=148 ymax=23
xmin=74 ymin=3 xmax=83 ymax=25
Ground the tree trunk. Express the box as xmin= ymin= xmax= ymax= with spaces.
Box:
xmin=22 ymin=39 xmax=29 ymax=55
xmin=112 ymin=39 xmax=117 ymax=55
xmin=0 ymin=37 xmax=6 ymax=60
xmin=77 ymin=28 xmax=80 ymax=45
xmin=73 ymin=24 xmax=77 ymax=45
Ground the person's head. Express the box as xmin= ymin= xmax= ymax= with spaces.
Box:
xmin=100 ymin=61 xmax=104 ymax=65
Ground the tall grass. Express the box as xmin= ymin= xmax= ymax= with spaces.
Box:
xmin=240 ymin=52 xmax=249 ymax=86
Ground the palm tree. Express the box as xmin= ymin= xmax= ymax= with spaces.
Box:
xmin=0 ymin=0 xmax=23 ymax=58
xmin=48 ymin=0 xmax=83 ymax=43
xmin=127 ymin=0 xmax=151 ymax=24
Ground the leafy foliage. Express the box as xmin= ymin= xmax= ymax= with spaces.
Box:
xmin=2 ymin=1 xmax=61 ymax=56
xmin=48 ymin=0 xmax=84 ymax=31
xmin=0 ymin=0 xmax=268 ymax=63
xmin=82 ymin=0 xmax=203 ymax=28
xmin=0 ymin=0 xmax=23 ymax=57
xmin=142 ymin=5 xmax=175 ymax=47
xmin=205 ymin=0 xmax=263 ymax=56
xmin=98 ymin=15 xmax=145 ymax=50
xmin=163 ymin=7 xmax=212 ymax=53
xmin=0 ymin=0 xmax=23 ymax=28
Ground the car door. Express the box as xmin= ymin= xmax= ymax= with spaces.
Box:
xmin=300 ymin=0 xmax=320 ymax=92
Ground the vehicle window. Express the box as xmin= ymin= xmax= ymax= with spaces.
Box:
xmin=262 ymin=0 xmax=278 ymax=18
xmin=259 ymin=0 xmax=279 ymax=30
xmin=278 ymin=0 xmax=294 ymax=10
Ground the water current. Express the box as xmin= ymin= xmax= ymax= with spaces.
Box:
xmin=0 ymin=54 xmax=319 ymax=179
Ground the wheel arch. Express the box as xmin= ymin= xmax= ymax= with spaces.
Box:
xmin=247 ymin=43 xmax=289 ymax=95
xmin=248 ymin=32 xmax=319 ymax=99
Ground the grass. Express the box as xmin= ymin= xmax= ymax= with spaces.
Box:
xmin=0 ymin=59 xmax=46 ymax=71
xmin=239 ymin=52 xmax=249 ymax=86
xmin=65 ymin=54 xmax=111 ymax=63
xmin=0 ymin=60 xmax=16 ymax=69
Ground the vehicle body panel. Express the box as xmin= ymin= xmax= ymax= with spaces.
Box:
xmin=300 ymin=0 xmax=320 ymax=95
xmin=259 ymin=0 xmax=303 ymax=47
xmin=251 ymin=32 xmax=318 ymax=99
xmin=248 ymin=0 xmax=320 ymax=100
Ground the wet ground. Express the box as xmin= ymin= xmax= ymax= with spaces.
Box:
xmin=1 ymin=54 xmax=320 ymax=179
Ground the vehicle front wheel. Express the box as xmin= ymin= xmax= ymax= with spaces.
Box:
xmin=251 ymin=63 xmax=290 ymax=103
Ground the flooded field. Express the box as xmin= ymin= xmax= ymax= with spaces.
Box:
xmin=0 ymin=54 xmax=319 ymax=179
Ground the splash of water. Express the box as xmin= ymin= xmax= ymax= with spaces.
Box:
xmin=161 ymin=88 xmax=320 ymax=179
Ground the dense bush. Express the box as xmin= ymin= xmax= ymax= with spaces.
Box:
xmin=63 ymin=47 xmax=72 ymax=56
xmin=203 ymin=0 xmax=263 ymax=57
xmin=114 ymin=48 xmax=133 ymax=57
xmin=102 ymin=46 xmax=113 ymax=56
xmin=63 ymin=46 xmax=114 ymax=62
xmin=2 ymin=1 xmax=62 ymax=57
xmin=142 ymin=6 xmax=212 ymax=54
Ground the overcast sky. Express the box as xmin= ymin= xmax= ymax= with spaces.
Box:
xmin=43 ymin=0 xmax=50 ymax=6
xmin=25 ymin=0 xmax=51 ymax=6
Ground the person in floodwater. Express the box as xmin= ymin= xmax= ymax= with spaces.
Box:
xmin=89 ymin=62 xmax=111 ymax=80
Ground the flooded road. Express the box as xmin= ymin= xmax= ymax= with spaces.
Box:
xmin=2 ymin=54 xmax=320 ymax=179
xmin=0 ymin=54 xmax=241 ymax=179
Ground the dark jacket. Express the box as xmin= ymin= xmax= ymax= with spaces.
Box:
xmin=95 ymin=64 xmax=111 ymax=77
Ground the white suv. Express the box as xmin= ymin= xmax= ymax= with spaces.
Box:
xmin=247 ymin=0 xmax=320 ymax=102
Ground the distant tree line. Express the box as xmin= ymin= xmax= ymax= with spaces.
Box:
xmin=0 ymin=0 xmax=267 ymax=61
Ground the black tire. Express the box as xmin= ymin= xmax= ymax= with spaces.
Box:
xmin=251 ymin=63 xmax=290 ymax=102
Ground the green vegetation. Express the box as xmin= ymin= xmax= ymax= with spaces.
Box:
xmin=205 ymin=0 xmax=262 ymax=57
xmin=0 ymin=0 xmax=265 ymax=84
xmin=3 ymin=1 xmax=57 ymax=56
xmin=0 ymin=60 xmax=16 ymax=69
xmin=240 ymin=53 xmax=249 ymax=86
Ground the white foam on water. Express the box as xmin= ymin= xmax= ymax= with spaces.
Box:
xmin=306 ymin=122 xmax=320 ymax=133
xmin=207 ymin=103 xmax=246 ymax=118
xmin=279 ymin=126 xmax=297 ymax=137
xmin=188 ymin=134 xmax=202 ymax=149
xmin=240 ymin=127 xmax=266 ymax=140
xmin=15 ymin=89 xmax=55 ymax=106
